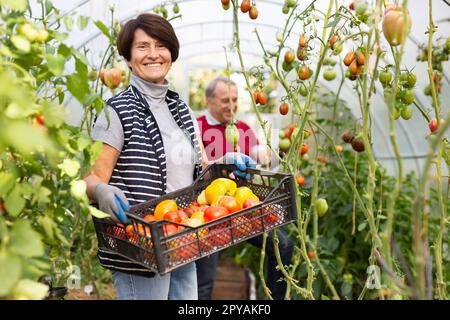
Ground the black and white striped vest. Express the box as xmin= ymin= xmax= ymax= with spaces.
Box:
xmin=97 ymin=85 xmax=202 ymax=276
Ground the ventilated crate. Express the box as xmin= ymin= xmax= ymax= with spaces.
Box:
xmin=93 ymin=164 xmax=298 ymax=275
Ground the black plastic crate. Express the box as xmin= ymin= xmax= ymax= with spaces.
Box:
xmin=93 ymin=163 xmax=298 ymax=275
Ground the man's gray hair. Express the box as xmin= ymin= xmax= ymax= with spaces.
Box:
xmin=205 ymin=76 xmax=237 ymax=99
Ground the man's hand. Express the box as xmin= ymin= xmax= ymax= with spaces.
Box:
xmin=93 ymin=183 xmax=129 ymax=223
xmin=222 ymin=152 xmax=256 ymax=180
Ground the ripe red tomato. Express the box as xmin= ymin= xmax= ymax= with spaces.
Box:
xmin=349 ymin=59 xmax=362 ymax=75
xmin=296 ymin=175 xmax=305 ymax=187
xmin=164 ymin=211 xmax=182 ymax=224
xmin=299 ymin=35 xmax=308 ymax=48
xmin=258 ymin=92 xmax=267 ymax=105
xmin=218 ymin=196 xmax=241 ymax=213
xmin=163 ymin=223 xmax=179 ymax=236
xmin=262 ymin=209 xmax=280 ymax=227
xmin=243 ymin=199 xmax=260 ymax=208
xmin=240 ymin=0 xmax=251 ymax=13
xmin=429 ymin=118 xmax=438 ymax=133
xmin=344 ymin=51 xmax=356 ymax=66
xmin=307 ymin=250 xmax=316 ymax=260
xmin=300 ymin=144 xmax=308 ymax=155
xmin=328 ymin=35 xmax=339 ymax=50
xmin=298 ymin=65 xmax=310 ymax=80
xmin=34 ymin=114 xmax=45 ymax=126
xmin=143 ymin=214 xmax=156 ymax=222
xmin=357 ymin=51 xmax=365 ymax=66
xmin=279 ymin=103 xmax=289 ymax=115
xmin=204 ymin=206 xmax=229 ymax=222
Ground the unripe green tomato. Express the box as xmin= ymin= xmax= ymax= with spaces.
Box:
xmin=279 ymin=138 xmax=291 ymax=151
xmin=314 ymin=198 xmax=329 ymax=217
xmin=323 ymin=68 xmax=337 ymax=81
xmin=298 ymin=85 xmax=308 ymax=97
xmin=225 ymin=124 xmax=240 ymax=145
xmin=378 ymin=70 xmax=392 ymax=87
xmin=401 ymin=89 xmax=415 ymax=105
xmin=332 ymin=42 xmax=343 ymax=55
xmin=282 ymin=5 xmax=289 ymax=14
xmin=400 ymin=105 xmax=413 ymax=120
xmin=173 ymin=4 xmax=180 ymax=14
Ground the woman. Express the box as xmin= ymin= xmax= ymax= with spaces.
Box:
xmin=84 ymin=13 xmax=256 ymax=300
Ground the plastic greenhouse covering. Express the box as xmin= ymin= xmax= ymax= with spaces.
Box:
xmin=33 ymin=0 xmax=450 ymax=176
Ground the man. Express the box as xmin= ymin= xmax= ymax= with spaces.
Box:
xmin=195 ymin=76 xmax=294 ymax=300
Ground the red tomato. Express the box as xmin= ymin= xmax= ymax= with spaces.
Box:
xmin=204 ymin=206 xmax=229 ymax=222
xmin=164 ymin=211 xmax=182 ymax=224
xmin=143 ymin=214 xmax=156 ymax=222
xmin=177 ymin=210 xmax=189 ymax=222
xmin=218 ymin=196 xmax=241 ymax=213
xmin=243 ymin=199 xmax=260 ymax=208
xmin=164 ymin=224 xmax=179 ymax=236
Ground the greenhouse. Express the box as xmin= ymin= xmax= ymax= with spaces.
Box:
xmin=0 ymin=0 xmax=448 ymax=301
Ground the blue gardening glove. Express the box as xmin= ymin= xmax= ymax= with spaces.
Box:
xmin=222 ymin=152 xmax=256 ymax=180
xmin=93 ymin=183 xmax=129 ymax=224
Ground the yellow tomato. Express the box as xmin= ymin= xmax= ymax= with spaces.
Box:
xmin=190 ymin=211 xmax=204 ymax=222
xmin=197 ymin=189 xmax=208 ymax=205
xmin=234 ymin=186 xmax=256 ymax=207
xmin=205 ymin=183 xmax=227 ymax=204
xmin=154 ymin=199 xmax=178 ymax=220
xmin=211 ymin=178 xmax=237 ymax=195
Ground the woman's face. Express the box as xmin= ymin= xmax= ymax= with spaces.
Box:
xmin=127 ymin=28 xmax=172 ymax=84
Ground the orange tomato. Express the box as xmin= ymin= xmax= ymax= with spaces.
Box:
xmin=218 ymin=196 xmax=242 ymax=213
xmin=154 ymin=199 xmax=178 ymax=220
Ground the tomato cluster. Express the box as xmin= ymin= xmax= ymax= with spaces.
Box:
xmin=341 ymin=131 xmax=365 ymax=153
xmin=381 ymin=69 xmax=416 ymax=121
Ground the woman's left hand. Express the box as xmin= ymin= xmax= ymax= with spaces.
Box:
xmin=221 ymin=152 xmax=256 ymax=180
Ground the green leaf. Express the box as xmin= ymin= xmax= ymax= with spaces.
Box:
xmin=94 ymin=20 xmax=112 ymax=42
xmin=57 ymin=43 xmax=71 ymax=58
xmin=77 ymin=135 xmax=91 ymax=151
xmin=0 ymin=172 xmax=16 ymax=197
xmin=63 ymin=15 xmax=73 ymax=32
xmin=5 ymin=101 xmax=35 ymax=119
xmin=0 ymin=120 xmax=56 ymax=157
xmin=66 ymin=72 xmax=89 ymax=103
xmin=4 ymin=186 xmax=25 ymax=217
xmin=10 ymin=35 xmax=30 ymax=52
xmin=11 ymin=279 xmax=49 ymax=300
xmin=357 ymin=222 xmax=367 ymax=232
xmin=41 ymin=100 xmax=67 ymax=128
xmin=57 ymin=158 xmax=80 ymax=177
xmin=38 ymin=215 xmax=54 ymax=240
xmin=77 ymin=15 xmax=89 ymax=30
xmin=45 ymin=0 xmax=54 ymax=15
xmin=70 ymin=180 xmax=87 ymax=201
xmin=89 ymin=141 xmax=103 ymax=165
xmin=89 ymin=205 xmax=111 ymax=219
xmin=0 ymin=252 xmax=22 ymax=296
xmin=0 ymin=0 xmax=27 ymax=12
xmin=46 ymin=54 xmax=65 ymax=76
xmin=9 ymin=221 xmax=45 ymax=258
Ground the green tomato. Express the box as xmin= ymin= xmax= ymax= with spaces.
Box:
xmin=225 ymin=124 xmax=240 ymax=145
xmin=70 ymin=180 xmax=87 ymax=201
xmin=279 ymin=130 xmax=286 ymax=139
xmin=282 ymin=61 xmax=294 ymax=72
xmin=392 ymin=108 xmax=401 ymax=120
xmin=323 ymin=68 xmax=337 ymax=81
xmin=172 ymin=4 xmax=180 ymax=14
xmin=355 ymin=2 xmax=368 ymax=16
xmin=378 ymin=70 xmax=392 ymax=87
xmin=314 ymin=198 xmax=329 ymax=217
xmin=276 ymin=32 xmax=283 ymax=42
xmin=282 ymin=5 xmax=290 ymax=14
xmin=279 ymin=138 xmax=291 ymax=151
xmin=400 ymin=105 xmax=413 ymax=120
xmin=400 ymin=72 xmax=416 ymax=88
xmin=286 ymin=0 xmax=297 ymax=7
xmin=401 ymin=89 xmax=415 ymax=105
xmin=332 ymin=42 xmax=343 ymax=55
xmin=423 ymin=85 xmax=432 ymax=96
xmin=298 ymin=85 xmax=308 ymax=97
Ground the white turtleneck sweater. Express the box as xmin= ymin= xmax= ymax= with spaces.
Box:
xmin=92 ymin=74 xmax=201 ymax=193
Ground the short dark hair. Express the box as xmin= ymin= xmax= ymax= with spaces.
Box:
xmin=205 ymin=76 xmax=237 ymax=99
xmin=117 ymin=13 xmax=180 ymax=62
